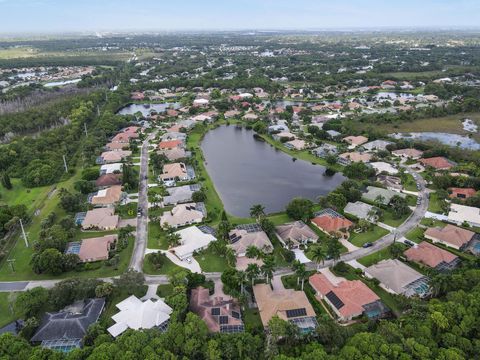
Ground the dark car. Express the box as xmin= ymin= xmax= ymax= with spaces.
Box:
xmin=404 ymin=240 xmax=415 ymax=247
xmin=362 ymin=242 xmax=373 ymax=248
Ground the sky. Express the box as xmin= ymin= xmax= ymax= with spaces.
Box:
xmin=0 ymin=0 xmax=479 ymax=34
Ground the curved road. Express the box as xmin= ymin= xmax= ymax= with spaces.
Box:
xmin=0 ymin=159 xmax=428 ymax=291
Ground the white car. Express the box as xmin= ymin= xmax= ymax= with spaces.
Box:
xmin=185 ymin=257 xmax=192 ymax=264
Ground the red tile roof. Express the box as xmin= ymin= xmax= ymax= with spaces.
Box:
xmin=95 ymin=173 xmax=122 ymax=188
xmin=424 ymin=224 xmax=474 ymax=249
xmin=158 ymin=139 xmax=182 ymax=149
xmin=449 ymin=187 xmax=477 ymax=199
xmin=311 ymin=215 xmax=353 ymax=233
xmin=419 ymin=157 xmax=455 ymax=170
xmin=404 ymin=241 xmax=458 ymax=268
xmin=309 ymin=273 xmax=379 ymax=319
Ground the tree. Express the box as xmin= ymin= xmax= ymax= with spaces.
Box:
xmin=268 ymin=315 xmax=298 ymax=345
xmin=259 ymin=217 xmax=275 ymax=235
xmin=327 ymin=239 xmax=342 ymax=265
xmin=292 ymin=260 xmax=307 ymax=290
xmin=374 ymin=194 xmax=386 ymax=208
xmin=225 ymin=247 xmax=237 ymax=267
xmin=286 ymin=198 xmax=313 ymax=222
xmin=166 ymin=230 xmax=181 ymax=247
xmin=1 ymin=172 xmax=12 ymax=190
xmin=30 ymin=248 xmax=64 ymax=275
xmin=192 ymin=190 xmax=206 ymax=202
xmin=58 ymin=188 xmax=83 ymax=213
xmin=390 ymin=195 xmax=410 ymax=218
xmin=95 ymin=282 xmax=114 ymax=298
xmin=246 ymin=263 xmax=260 ymax=287
xmin=246 ymin=245 xmax=260 ymax=259
xmin=113 ymin=269 xmax=145 ymax=294
xmin=261 ymin=256 xmax=275 ymax=284
xmin=310 ymin=245 xmax=326 ymax=270
xmin=14 ymin=287 xmax=49 ymax=318
xmin=326 ymin=192 xmax=347 ymax=210
xmin=249 ymin=204 xmax=265 ymax=221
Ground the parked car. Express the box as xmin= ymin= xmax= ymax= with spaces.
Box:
xmin=362 ymin=242 xmax=373 ymax=248
xmin=404 ymin=239 xmax=415 ymax=247
xmin=185 ymin=257 xmax=192 ymax=264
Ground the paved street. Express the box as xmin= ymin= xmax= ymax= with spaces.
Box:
xmin=129 ymin=131 xmax=157 ymax=272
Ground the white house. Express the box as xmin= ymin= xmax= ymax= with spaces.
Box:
xmin=170 ymin=226 xmax=216 ymax=260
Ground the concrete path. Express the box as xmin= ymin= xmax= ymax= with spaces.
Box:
xmin=424 ymin=211 xmax=448 ymax=221
xmin=340 ymin=238 xmax=359 ymax=252
xmin=346 ymin=259 xmax=366 ymax=271
xmin=145 ymin=248 xmax=202 ymax=273
xmin=378 ymin=222 xmax=395 ymax=232
xmin=141 ymin=284 xmax=159 ymax=301
xmin=214 ymin=279 xmax=231 ymax=300
xmin=271 ymin=275 xmax=285 ymax=291
xmin=319 ymin=268 xmax=343 ymax=285
xmin=403 ymin=190 xmax=419 ymax=196
xmin=293 ymin=249 xmax=311 ymax=264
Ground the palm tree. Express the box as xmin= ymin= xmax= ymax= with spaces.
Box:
xmin=225 ymin=247 xmax=237 ymax=267
xmin=246 ymin=263 xmax=260 ymax=287
xmin=292 ymin=260 xmax=307 ymax=290
xmin=374 ymin=195 xmax=386 ymax=207
xmin=166 ymin=232 xmax=181 ymax=247
xmin=327 ymin=239 xmax=342 ymax=265
xmin=261 ymin=256 xmax=275 ymax=284
xmin=310 ymin=245 xmax=326 ymax=271
xmin=249 ymin=204 xmax=266 ymax=221
xmin=237 ymin=270 xmax=247 ymax=295
xmin=245 ymin=245 xmax=260 ymax=259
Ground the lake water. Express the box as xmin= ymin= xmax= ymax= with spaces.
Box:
xmin=117 ymin=102 xmax=180 ymax=116
xmin=201 ymin=125 xmax=345 ymax=217
xmin=390 ymin=132 xmax=480 ymax=150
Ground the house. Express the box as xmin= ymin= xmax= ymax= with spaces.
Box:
xmin=121 ymin=126 xmax=140 ymax=138
xmin=447 ymin=203 xmax=480 ymax=227
xmin=253 ymin=284 xmax=317 ymax=332
xmin=107 ymin=295 xmax=172 ymax=337
xmin=268 ymin=124 xmax=289 ymax=133
xmin=160 ymin=163 xmax=194 ymax=183
xmin=190 ymin=287 xmax=244 ymax=333
xmin=160 ymin=203 xmax=206 ymax=228
xmin=70 ymin=234 xmax=117 ymax=263
xmin=158 ymin=139 xmax=184 ymax=150
xmin=228 ymin=224 xmax=273 ymax=257
xmin=309 ymin=273 xmax=387 ymax=321
xmin=163 ymin=184 xmax=201 ymax=205
xmin=344 ymin=201 xmax=378 ymax=222
xmin=424 ymin=224 xmax=475 ymax=250
xmin=90 ymin=185 xmax=124 ymax=206
xmin=377 ymin=175 xmax=403 ymax=191
xmin=364 ymin=259 xmax=429 ymax=298
xmin=312 ymin=143 xmax=338 ymax=158
xmin=392 ymin=148 xmax=424 ymax=160
xmin=105 ymin=142 xmax=129 ymax=151
xmin=95 ymin=173 xmax=122 ymax=189
xmin=285 ymin=139 xmax=306 ymax=150
xmin=158 ymin=147 xmax=190 ymax=161
xmin=362 ymin=186 xmax=406 ymax=205
xmin=100 ymin=163 xmax=123 ymax=175
xmin=31 ymin=298 xmax=105 ymax=351
xmin=243 ymin=113 xmax=259 ymax=121
xmin=404 ymin=241 xmax=460 ymax=271
xmin=273 ymin=131 xmax=295 ymax=141
xmin=111 ymin=132 xmax=133 ymax=144
xmin=326 ymin=130 xmax=342 ymax=139
xmin=342 ymin=135 xmax=368 ymax=148
xmin=161 ymin=132 xmax=187 ymax=141
xmin=370 ymin=161 xmax=398 ymax=175
xmin=338 ymin=152 xmax=372 ymax=165
xmin=81 ymin=208 xmax=119 ymax=230
xmin=224 ymin=110 xmax=241 ymax=119
xmin=311 ymin=209 xmax=353 ymax=237
xmin=170 ymin=226 xmax=216 ymax=260
xmin=275 ymin=221 xmax=319 ymax=248
xmin=448 ymin=187 xmax=477 ymax=200
xmin=362 ymin=140 xmax=393 ymax=152
xmin=419 ymin=157 xmax=456 ymax=170
xmin=99 ymin=150 xmax=131 ymax=164
xmin=193 ymin=98 xmax=209 ymax=106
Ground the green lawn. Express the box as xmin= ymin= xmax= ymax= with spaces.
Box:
xmin=402 ymin=174 xmax=418 ymax=192
xmin=428 ymin=193 xmax=446 ymax=214
xmin=0 ymin=293 xmax=16 ymax=328
xmin=405 ymin=227 xmax=425 ymax=243
xmin=357 ymin=243 xmax=407 ymax=267
xmin=116 ymin=203 xmax=138 ymax=218
xmin=157 ymin=284 xmax=174 ymax=298
xmin=143 ymin=252 xmax=181 ymax=275
xmin=382 ymin=209 xmax=411 ymax=227
xmin=349 ymin=225 xmax=389 ymax=247
xmin=243 ymin=307 xmax=263 ymax=333
xmin=0 ymin=178 xmax=53 ymax=214
xmin=194 ymin=248 xmax=230 ymax=272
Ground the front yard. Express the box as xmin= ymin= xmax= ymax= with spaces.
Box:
xmin=349 ymin=225 xmax=389 ymax=247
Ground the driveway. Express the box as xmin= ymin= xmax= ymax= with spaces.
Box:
xmin=293 ymin=249 xmax=310 ymax=264
xmin=271 ymin=275 xmax=285 ymax=291
xmin=340 ymin=238 xmax=359 ymax=252
xmin=145 ymin=248 xmax=202 ymax=273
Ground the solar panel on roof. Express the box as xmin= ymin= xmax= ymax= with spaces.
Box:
xmin=231 ymin=311 xmax=240 ymax=319
xmin=219 ymin=316 xmax=229 ymax=325
xmin=286 ymin=308 xmax=307 ymax=318
xmin=326 ymin=291 xmax=344 ymax=310
xmin=211 ymin=308 xmax=220 ymax=316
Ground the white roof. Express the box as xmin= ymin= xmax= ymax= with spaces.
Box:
xmin=171 ymin=226 xmax=216 ymax=259
xmin=193 ymin=98 xmax=209 ymax=104
xmin=369 ymin=162 xmax=398 ymax=175
xmin=239 ymin=93 xmax=253 ymax=98
xmin=100 ymin=163 xmax=123 ymax=174
xmin=107 ymin=295 xmax=173 ymax=337
xmin=448 ymin=203 xmax=480 ymax=226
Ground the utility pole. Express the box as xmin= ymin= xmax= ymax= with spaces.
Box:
xmin=84 ymin=122 xmax=88 ymax=137
xmin=19 ymin=218 xmax=28 ymax=247
xmin=7 ymin=259 xmax=15 ymax=273
xmin=63 ymin=155 xmax=68 ymax=173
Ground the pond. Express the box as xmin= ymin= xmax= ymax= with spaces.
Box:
xmin=201 ymin=125 xmax=345 ymax=217
xmin=390 ymin=132 xmax=480 ymax=150
xmin=117 ymin=102 xmax=180 ymax=116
